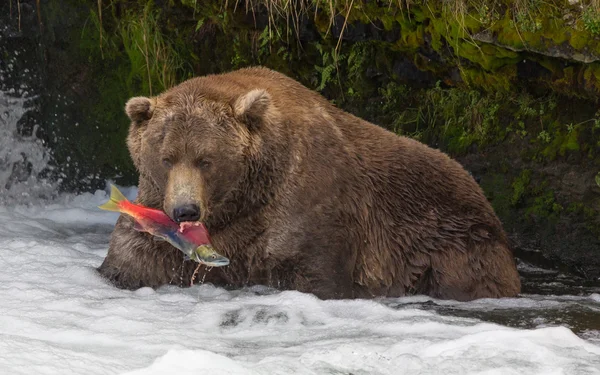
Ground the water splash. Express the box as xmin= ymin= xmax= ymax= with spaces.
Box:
xmin=0 ymin=18 xmax=61 ymax=204
xmin=0 ymin=89 xmax=58 ymax=204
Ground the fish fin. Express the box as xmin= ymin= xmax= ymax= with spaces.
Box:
xmin=132 ymin=221 xmax=145 ymax=232
xmin=98 ymin=184 xmax=129 ymax=212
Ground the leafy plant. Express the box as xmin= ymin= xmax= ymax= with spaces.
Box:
xmin=314 ymin=42 xmax=346 ymax=92
xmin=566 ymin=123 xmax=574 ymax=134
xmin=538 ymin=130 xmax=551 ymax=143
xmin=583 ymin=6 xmax=600 ymax=36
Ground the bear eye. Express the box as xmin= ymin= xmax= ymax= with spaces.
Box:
xmin=162 ymin=158 xmax=173 ymax=169
xmin=196 ymin=158 xmax=211 ymax=170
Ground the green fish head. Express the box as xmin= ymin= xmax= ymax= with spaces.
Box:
xmin=190 ymin=245 xmax=230 ymax=267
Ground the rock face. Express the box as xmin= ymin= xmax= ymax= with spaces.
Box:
xmin=2 ymin=0 xmax=600 ymax=282
xmin=1 ymin=0 xmax=138 ymax=193
xmin=458 ymin=143 xmax=600 ymax=281
xmin=472 ymin=30 xmax=600 ymax=64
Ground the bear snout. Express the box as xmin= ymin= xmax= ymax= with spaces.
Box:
xmin=172 ymin=204 xmax=201 ymax=222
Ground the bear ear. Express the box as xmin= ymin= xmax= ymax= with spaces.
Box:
xmin=233 ymin=89 xmax=271 ymax=130
xmin=125 ymin=96 xmax=154 ymax=123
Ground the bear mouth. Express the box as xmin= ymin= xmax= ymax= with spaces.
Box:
xmin=178 ymin=221 xmax=203 ymax=233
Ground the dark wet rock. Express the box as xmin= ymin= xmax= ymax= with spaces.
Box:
xmin=220 ymin=309 xmax=245 ymax=328
xmin=473 ymin=30 xmax=600 ymax=64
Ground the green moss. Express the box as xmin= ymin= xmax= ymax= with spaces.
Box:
xmin=525 ymin=190 xmax=563 ymax=221
xmin=569 ymin=29 xmax=589 ymax=50
xmin=480 ymin=173 xmax=512 ymax=220
xmin=511 ymin=169 xmax=532 ymax=206
xmin=547 ymin=22 xmax=570 ymax=45
xmin=450 ymin=40 xmax=518 ymax=71
xmin=541 ymin=124 xmax=582 ymax=159
xmin=399 ymin=26 xmax=424 ymax=51
xmin=445 ymin=128 xmax=478 ymax=154
xmin=564 ymin=125 xmax=582 ymax=151
xmin=460 ymin=65 xmax=516 ymax=91
xmin=567 ymin=202 xmax=585 ymax=214
xmin=565 ymin=200 xmax=600 ymax=240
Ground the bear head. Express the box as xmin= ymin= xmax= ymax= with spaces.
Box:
xmin=123 ymin=86 xmax=278 ymax=227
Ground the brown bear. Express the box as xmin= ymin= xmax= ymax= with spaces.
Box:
xmin=97 ymin=66 xmax=521 ymax=301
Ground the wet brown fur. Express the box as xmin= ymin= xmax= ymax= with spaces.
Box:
xmin=98 ymin=66 xmax=521 ymax=301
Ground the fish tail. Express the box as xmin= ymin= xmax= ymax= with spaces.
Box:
xmin=98 ymin=184 xmax=129 ymax=212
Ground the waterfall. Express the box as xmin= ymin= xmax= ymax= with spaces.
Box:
xmin=0 ymin=43 xmax=58 ymax=204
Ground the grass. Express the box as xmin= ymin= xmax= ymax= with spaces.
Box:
xmin=8 ymin=0 xmax=43 ymax=32
xmin=118 ymin=2 xmax=183 ymax=96
xmin=232 ymin=0 xmax=600 ymax=46
xmin=97 ymin=0 xmax=103 ymax=58
xmin=25 ymin=0 xmax=600 ymax=43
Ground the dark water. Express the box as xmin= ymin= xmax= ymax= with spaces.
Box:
xmin=383 ymin=260 xmax=600 ymax=342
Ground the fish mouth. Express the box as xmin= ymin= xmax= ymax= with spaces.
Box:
xmin=201 ymin=257 xmax=230 ymax=267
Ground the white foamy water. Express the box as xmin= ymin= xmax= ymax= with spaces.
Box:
xmin=1 ymin=186 xmax=600 ymax=375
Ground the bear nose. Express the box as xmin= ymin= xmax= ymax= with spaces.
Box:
xmin=173 ymin=204 xmax=200 ymax=222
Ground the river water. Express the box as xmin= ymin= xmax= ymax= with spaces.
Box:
xmin=1 ymin=186 xmax=600 ymax=375
xmin=1 ymin=81 xmax=600 ymax=374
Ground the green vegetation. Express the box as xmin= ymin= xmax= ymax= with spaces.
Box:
xmin=511 ymin=169 xmax=532 ymax=206
xmin=118 ymin=2 xmax=184 ymax=96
